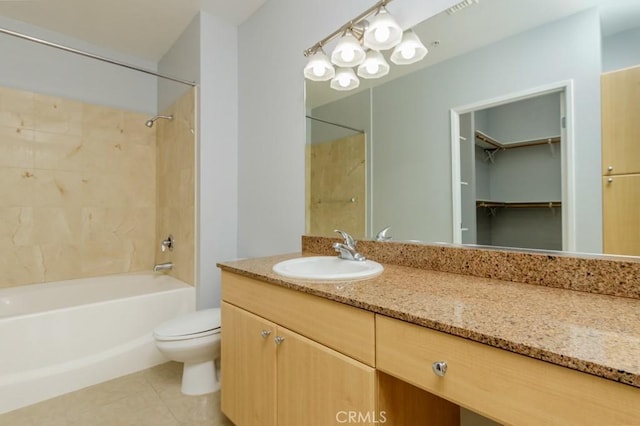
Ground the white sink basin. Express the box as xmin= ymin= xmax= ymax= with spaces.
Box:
xmin=272 ymin=256 xmax=384 ymax=281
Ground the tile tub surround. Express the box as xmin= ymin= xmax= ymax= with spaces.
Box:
xmin=302 ymin=236 xmax=640 ymax=299
xmin=0 ymin=85 xmax=156 ymax=288
xmin=154 ymin=88 xmax=196 ymax=285
xmin=217 ymin=254 xmax=640 ymax=388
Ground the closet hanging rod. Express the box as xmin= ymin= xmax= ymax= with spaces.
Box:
xmin=316 ymin=197 xmax=358 ymax=204
xmin=476 ymin=201 xmax=562 ymax=209
xmin=0 ymin=27 xmax=197 ymax=86
xmin=475 ymin=130 xmax=560 ymax=150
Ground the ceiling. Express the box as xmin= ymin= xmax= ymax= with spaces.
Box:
xmin=0 ymin=0 xmax=267 ymax=61
xmin=307 ymin=0 xmax=640 ymax=108
xmin=0 ymin=0 xmax=637 ymax=77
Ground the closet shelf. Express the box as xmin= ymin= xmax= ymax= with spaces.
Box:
xmin=476 ymin=201 xmax=561 ymax=209
xmin=475 ymin=130 xmax=560 ymax=150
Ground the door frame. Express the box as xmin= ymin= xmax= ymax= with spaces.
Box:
xmin=450 ymin=80 xmax=576 ymax=251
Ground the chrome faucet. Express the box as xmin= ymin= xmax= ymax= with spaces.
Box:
xmin=160 ymin=234 xmax=174 ymax=252
xmin=153 ymin=262 xmax=173 ymax=272
xmin=333 ymin=229 xmax=366 ymax=262
xmin=375 ymin=226 xmax=392 ymax=241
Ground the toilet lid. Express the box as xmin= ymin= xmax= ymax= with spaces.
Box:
xmin=154 ymin=308 xmax=221 ymax=339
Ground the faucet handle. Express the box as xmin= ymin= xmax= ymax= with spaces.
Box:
xmin=334 ymin=229 xmax=356 ymax=249
xmin=161 ymin=234 xmax=174 ymax=252
xmin=375 ymin=226 xmax=392 ymax=241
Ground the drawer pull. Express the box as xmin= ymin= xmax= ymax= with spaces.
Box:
xmin=260 ymin=330 xmax=272 ymax=338
xmin=274 ymin=336 xmax=285 ymax=345
xmin=432 ymin=361 xmax=448 ymax=377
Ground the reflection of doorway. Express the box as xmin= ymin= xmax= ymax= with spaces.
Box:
xmin=306 ymin=117 xmax=366 ymax=239
xmin=451 ymin=81 xmax=575 ymax=251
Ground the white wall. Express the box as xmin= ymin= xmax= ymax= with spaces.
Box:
xmin=602 ymin=27 xmax=640 ymax=72
xmin=158 ymin=16 xmax=200 ymax=113
xmin=158 ymin=12 xmax=238 ymax=308
xmin=478 ymin=93 xmax=561 ymax=142
xmin=197 ymin=12 xmax=238 ymax=308
xmin=237 ymin=0 xmax=459 ymax=257
xmin=0 ymin=16 xmax=157 ymax=114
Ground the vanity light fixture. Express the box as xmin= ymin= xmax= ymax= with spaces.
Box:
xmin=390 ymin=30 xmax=428 ymax=65
xmin=362 ymin=7 xmax=403 ymax=50
xmin=304 ymin=0 xmax=428 ymax=91
xmin=331 ymin=30 xmax=366 ymax=67
xmin=357 ymin=50 xmax=390 ymax=79
xmin=331 ymin=67 xmax=360 ymax=91
xmin=303 ymin=49 xmax=335 ymax=81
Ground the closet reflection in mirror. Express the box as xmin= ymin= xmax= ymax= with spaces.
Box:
xmin=305 ymin=0 xmax=640 ymax=257
xmin=459 ymin=93 xmax=563 ymax=251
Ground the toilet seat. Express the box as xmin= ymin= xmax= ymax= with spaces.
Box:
xmin=154 ymin=308 xmax=221 ymax=342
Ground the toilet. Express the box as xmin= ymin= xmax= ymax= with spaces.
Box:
xmin=153 ymin=308 xmax=221 ymax=395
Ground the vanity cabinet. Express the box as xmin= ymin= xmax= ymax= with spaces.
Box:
xmin=602 ymin=65 xmax=640 ymax=176
xmin=376 ymin=314 xmax=640 ymax=426
xmin=221 ymin=272 xmax=376 ymax=426
xmin=603 ymin=174 xmax=640 ymax=256
xmin=601 ymin=65 xmax=640 ymax=256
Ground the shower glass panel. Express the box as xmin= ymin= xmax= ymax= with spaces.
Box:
xmin=306 ymin=116 xmax=367 ymax=239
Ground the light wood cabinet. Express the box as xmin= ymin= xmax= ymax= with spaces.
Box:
xmin=376 ymin=314 xmax=640 ymax=426
xmin=221 ymin=270 xmax=640 ymax=425
xmin=602 ymin=66 xmax=640 ymax=256
xmin=276 ymin=326 xmax=376 ymax=426
xmin=221 ymin=302 xmax=276 ymax=426
xmin=221 ymin=272 xmax=376 ymax=426
xmin=603 ymin=174 xmax=640 ymax=256
xmin=601 ymin=65 xmax=640 ymax=176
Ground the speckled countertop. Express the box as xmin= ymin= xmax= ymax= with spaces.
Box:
xmin=218 ymin=253 xmax=640 ymax=389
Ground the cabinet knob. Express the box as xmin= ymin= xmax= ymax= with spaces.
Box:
xmin=607 ymin=178 xmax=613 ymax=184
xmin=260 ymin=330 xmax=272 ymax=338
xmin=607 ymin=166 xmax=613 ymax=172
xmin=432 ymin=361 xmax=448 ymax=377
xmin=274 ymin=336 xmax=285 ymax=345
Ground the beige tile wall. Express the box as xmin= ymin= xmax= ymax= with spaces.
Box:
xmin=307 ymin=133 xmax=366 ymax=239
xmin=0 ymin=86 xmax=157 ymax=288
xmin=154 ymin=89 xmax=196 ymax=285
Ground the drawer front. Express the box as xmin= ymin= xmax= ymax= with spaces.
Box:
xmin=222 ymin=271 xmax=375 ymax=366
xmin=376 ymin=314 xmax=640 ymax=425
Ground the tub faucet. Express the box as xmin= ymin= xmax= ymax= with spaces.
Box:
xmin=153 ymin=262 xmax=173 ymax=272
xmin=333 ymin=229 xmax=366 ymax=262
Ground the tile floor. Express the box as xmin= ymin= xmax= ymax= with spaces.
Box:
xmin=0 ymin=362 xmax=233 ymax=425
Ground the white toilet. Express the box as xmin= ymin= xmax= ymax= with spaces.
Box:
xmin=153 ymin=308 xmax=221 ymax=395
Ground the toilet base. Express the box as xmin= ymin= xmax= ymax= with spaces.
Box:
xmin=181 ymin=359 xmax=220 ymax=395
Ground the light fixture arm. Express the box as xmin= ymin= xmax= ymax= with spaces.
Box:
xmin=303 ymin=0 xmax=394 ymax=57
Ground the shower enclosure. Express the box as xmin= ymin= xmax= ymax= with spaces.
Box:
xmin=0 ymin=25 xmax=197 ymax=289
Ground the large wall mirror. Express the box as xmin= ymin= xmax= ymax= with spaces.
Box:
xmin=305 ymin=0 xmax=640 ymax=257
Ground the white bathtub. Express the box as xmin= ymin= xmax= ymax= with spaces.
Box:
xmin=0 ymin=272 xmax=195 ymax=414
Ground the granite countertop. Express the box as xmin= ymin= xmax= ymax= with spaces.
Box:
xmin=218 ymin=253 xmax=640 ymax=389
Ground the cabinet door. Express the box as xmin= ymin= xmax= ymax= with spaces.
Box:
xmin=602 ymin=65 xmax=640 ymax=175
xmin=603 ymin=174 xmax=640 ymax=256
xmin=276 ymin=327 xmax=376 ymax=426
xmin=221 ymin=302 xmax=277 ymax=426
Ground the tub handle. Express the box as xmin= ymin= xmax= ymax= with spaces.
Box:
xmin=161 ymin=234 xmax=174 ymax=252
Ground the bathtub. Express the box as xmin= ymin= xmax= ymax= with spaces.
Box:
xmin=0 ymin=272 xmax=195 ymax=414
